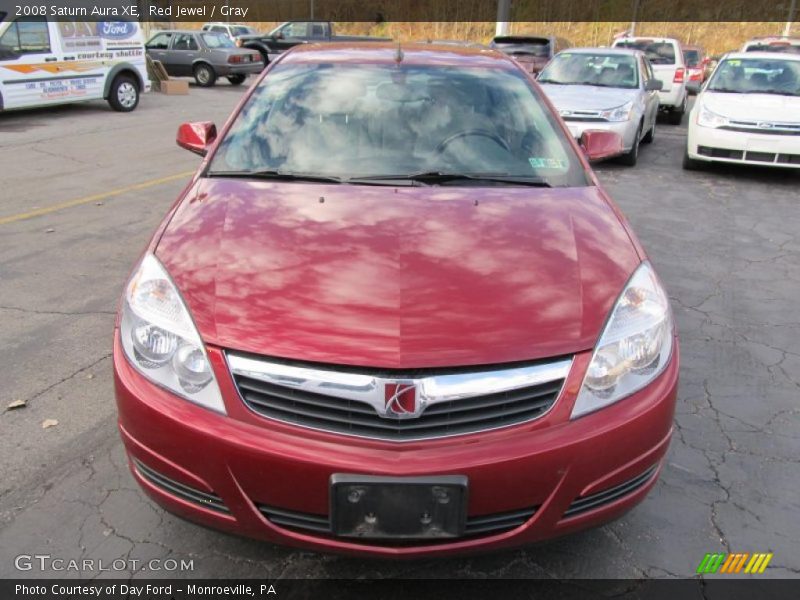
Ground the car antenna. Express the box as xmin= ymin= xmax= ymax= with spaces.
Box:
xmin=395 ymin=42 xmax=404 ymax=64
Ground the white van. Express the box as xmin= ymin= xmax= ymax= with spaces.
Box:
xmin=0 ymin=16 xmax=149 ymax=112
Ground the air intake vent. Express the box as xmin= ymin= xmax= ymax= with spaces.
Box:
xmin=563 ymin=465 xmax=658 ymax=518
xmin=133 ymin=459 xmax=229 ymax=514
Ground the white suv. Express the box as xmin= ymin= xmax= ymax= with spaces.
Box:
xmin=201 ymin=22 xmax=259 ymax=43
xmin=613 ymin=37 xmax=688 ymax=124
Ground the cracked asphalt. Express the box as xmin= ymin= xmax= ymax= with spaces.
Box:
xmin=0 ymin=83 xmax=798 ymax=580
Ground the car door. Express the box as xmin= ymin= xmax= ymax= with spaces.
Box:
xmin=0 ymin=17 xmax=62 ymax=110
xmin=641 ymin=56 xmax=659 ymax=128
xmin=169 ymin=33 xmax=200 ymax=77
xmin=145 ymin=32 xmax=173 ymax=73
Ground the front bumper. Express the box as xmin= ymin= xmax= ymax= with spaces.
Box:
xmin=565 ymin=120 xmax=638 ymax=153
xmin=687 ymin=121 xmax=800 ymax=169
xmin=114 ymin=335 xmax=679 ymax=558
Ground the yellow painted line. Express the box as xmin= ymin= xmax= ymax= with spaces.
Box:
xmin=0 ymin=171 xmax=195 ymax=226
xmin=758 ymin=553 xmax=773 ymax=573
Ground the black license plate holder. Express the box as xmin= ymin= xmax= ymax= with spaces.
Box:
xmin=330 ymin=474 xmax=468 ymax=540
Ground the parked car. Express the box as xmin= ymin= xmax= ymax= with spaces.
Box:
xmin=612 ymin=36 xmax=688 ymax=124
xmin=538 ymin=48 xmax=662 ymax=166
xmin=238 ymin=21 xmax=390 ymax=66
xmin=114 ymin=43 xmax=678 ymax=557
xmin=742 ymin=37 xmax=800 ymax=54
xmin=684 ymin=52 xmax=800 ymax=170
xmin=145 ymin=30 xmax=262 ymax=87
xmin=683 ymin=45 xmax=706 ymax=93
xmin=489 ymin=35 xmax=569 ymax=74
xmin=0 ymin=17 xmax=148 ymax=112
xmin=201 ymin=22 xmax=260 ymax=44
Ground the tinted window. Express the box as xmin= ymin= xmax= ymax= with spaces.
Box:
xmin=616 ymin=40 xmax=676 ymax=65
xmin=210 ymin=63 xmax=586 ymax=187
xmin=201 ymin=33 xmax=234 ymax=48
xmin=0 ymin=18 xmax=50 ymax=56
xmin=684 ymin=50 xmax=700 ymax=67
xmin=745 ymin=43 xmax=800 ymax=55
xmin=146 ymin=33 xmax=172 ymax=50
xmin=708 ymin=58 xmax=800 ymax=95
xmin=232 ymin=26 xmax=252 ymax=36
xmin=539 ymin=52 xmax=639 ymax=89
xmin=492 ymin=37 xmax=551 ymax=58
xmin=282 ymin=22 xmax=308 ymax=37
xmin=173 ymin=34 xmax=198 ymax=51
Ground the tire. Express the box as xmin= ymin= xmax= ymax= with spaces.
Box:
xmin=107 ymin=74 xmax=139 ymax=112
xmin=682 ymin=146 xmax=705 ymax=170
xmin=193 ymin=63 xmax=217 ymax=87
xmin=227 ymin=74 xmax=246 ymax=86
xmin=668 ymin=94 xmax=687 ymax=125
xmin=618 ymin=124 xmax=642 ymax=167
xmin=642 ymin=118 xmax=655 ymax=144
xmin=258 ymin=50 xmax=269 ymax=69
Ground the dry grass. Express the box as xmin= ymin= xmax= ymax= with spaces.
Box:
xmin=171 ymin=20 xmax=798 ymax=56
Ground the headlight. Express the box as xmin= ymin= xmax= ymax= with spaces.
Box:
xmin=119 ymin=253 xmax=226 ymax=414
xmin=572 ymin=262 xmax=673 ymax=419
xmin=697 ymin=105 xmax=729 ymax=128
xmin=601 ymin=101 xmax=634 ymax=122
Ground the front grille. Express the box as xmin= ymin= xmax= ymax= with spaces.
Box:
xmin=563 ymin=464 xmax=658 ymax=518
xmin=258 ymin=504 xmax=537 ymax=540
xmin=133 ymin=459 xmax=229 ymax=514
xmin=232 ymin=368 xmax=565 ymax=441
xmin=696 ymin=146 xmax=800 ymax=165
xmin=228 ymin=353 xmax=569 ymax=441
xmin=721 ymin=121 xmax=800 ymax=136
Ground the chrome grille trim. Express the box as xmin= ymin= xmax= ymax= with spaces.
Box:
xmin=227 ymin=353 xmax=571 ymax=441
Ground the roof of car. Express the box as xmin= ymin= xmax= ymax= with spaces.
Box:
xmin=614 ymin=37 xmax=682 ymax=45
xmin=281 ymin=42 xmax=519 ymax=68
xmin=557 ymin=46 xmax=642 ymax=56
xmin=723 ymin=51 xmax=800 ymax=61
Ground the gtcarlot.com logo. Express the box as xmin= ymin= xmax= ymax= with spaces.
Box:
xmin=697 ymin=552 xmax=773 ymax=574
xmin=14 ymin=554 xmax=194 ymax=572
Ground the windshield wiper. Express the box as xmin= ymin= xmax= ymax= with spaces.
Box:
xmin=207 ymin=169 xmax=343 ymax=184
xmin=349 ymin=171 xmax=553 ymax=187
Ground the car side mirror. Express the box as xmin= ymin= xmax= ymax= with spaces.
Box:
xmin=274 ymin=31 xmax=284 ymax=40
xmin=176 ymin=121 xmax=217 ymax=156
xmin=579 ymin=130 xmax=623 ymax=162
xmin=645 ymin=79 xmax=663 ymax=91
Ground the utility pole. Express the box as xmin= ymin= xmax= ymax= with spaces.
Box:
xmin=496 ymin=0 xmax=511 ymax=37
xmin=630 ymin=0 xmax=641 ymax=36
xmin=784 ymin=0 xmax=796 ymax=36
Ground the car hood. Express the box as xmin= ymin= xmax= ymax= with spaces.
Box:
xmin=156 ymin=180 xmax=640 ymax=369
xmin=540 ymin=84 xmax=639 ymax=112
xmin=701 ymin=91 xmax=800 ymax=121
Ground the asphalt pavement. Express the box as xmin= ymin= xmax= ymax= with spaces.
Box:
xmin=0 ymin=81 xmax=798 ymax=579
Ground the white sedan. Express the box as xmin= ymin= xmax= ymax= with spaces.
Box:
xmin=684 ymin=52 xmax=800 ymax=170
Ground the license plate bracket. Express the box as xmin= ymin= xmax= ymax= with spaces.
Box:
xmin=330 ymin=474 xmax=468 ymax=540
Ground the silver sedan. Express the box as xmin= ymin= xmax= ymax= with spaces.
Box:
xmin=146 ymin=30 xmax=263 ymax=87
xmin=538 ymin=47 xmax=662 ymax=166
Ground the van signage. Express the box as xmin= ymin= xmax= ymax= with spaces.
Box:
xmin=98 ymin=22 xmax=137 ymax=39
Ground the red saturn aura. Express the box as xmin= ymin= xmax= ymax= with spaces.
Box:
xmin=114 ymin=43 xmax=678 ymax=557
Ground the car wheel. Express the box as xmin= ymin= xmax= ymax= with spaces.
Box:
xmin=227 ymin=74 xmax=246 ymax=86
xmin=642 ymin=118 xmax=655 ymax=144
xmin=107 ymin=74 xmax=139 ymax=112
xmin=668 ymin=95 xmax=687 ymax=125
xmin=682 ymin=146 xmax=705 ymax=170
xmin=193 ymin=63 xmax=217 ymax=87
xmin=618 ymin=124 xmax=642 ymax=167
xmin=258 ymin=50 xmax=269 ymax=69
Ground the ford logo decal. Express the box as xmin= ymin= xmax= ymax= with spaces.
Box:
xmin=98 ymin=21 xmax=137 ymax=39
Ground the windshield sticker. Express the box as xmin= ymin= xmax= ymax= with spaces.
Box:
xmin=529 ymin=157 xmax=568 ymax=171
xmin=727 ymin=60 xmax=741 ymax=66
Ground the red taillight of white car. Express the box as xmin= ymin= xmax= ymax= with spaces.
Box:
xmin=673 ymin=67 xmax=685 ymax=83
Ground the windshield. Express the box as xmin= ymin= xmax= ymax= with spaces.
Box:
xmin=684 ymin=50 xmax=700 ymax=67
xmin=707 ymin=58 xmax=800 ymax=96
xmin=201 ymin=32 xmax=234 ymax=48
xmin=539 ymin=52 xmax=639 ymax=89
xmin=744 ymin=43 xmax=800 ymax=55
xmin=616 ymin=40 xmax=675 ymax=65
xmin=232 ymin=26 xmax=254 ymax=37
xmin=209 ymin=64 xmax=586 ymax=186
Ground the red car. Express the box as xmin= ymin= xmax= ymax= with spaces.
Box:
xmin=114 ymin=42 xmax=678 ymax=558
